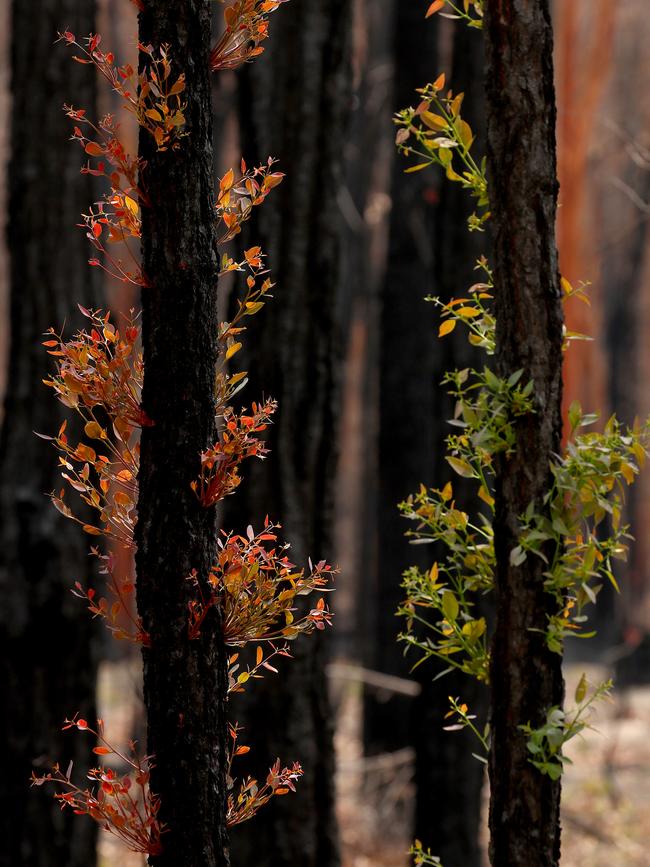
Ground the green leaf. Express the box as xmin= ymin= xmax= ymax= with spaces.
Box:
xmin=574 ymin=672 xmax=588 ymax=704
xmin=441 ymin=591 xmax=459 ymax=622
xmin=447 ymin=456 xmax=474 ymax=478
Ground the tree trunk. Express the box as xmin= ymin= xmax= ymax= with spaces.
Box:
xmin=0 ymin=2 xmax=101 ymax=865
xmin=225 ymin=2 xmax=351 ymax=864
xmin=484 ymin=2 xmax=564 ymax=865
xmin=135 ymin=3 xmax=229 ymax=865
xmin=411 ymin=21 xmax=488 ymax=867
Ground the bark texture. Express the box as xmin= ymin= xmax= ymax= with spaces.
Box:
xmin=0 ymin=2 xmax=101 ymax=865
xmin=225 ymin=2 xmax=351 ymax=863
xmin=135 ymin=3 xmax=229 ymax=865
xmin=484 ymin=2 xmax=564 ymax=865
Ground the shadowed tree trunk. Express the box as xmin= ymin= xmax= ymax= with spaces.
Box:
xmin=224 ymin=2 xmax=351 ymax=864
xmin=484 ymin=1 xmax=564 ymax=864
xmin=410 ymin=22 xmax=488 ymax=867
xmin=135 ymin=3 xmax=229 ymax=865
xmin=0 ymin=2 xmax=101 ymax=865
xmin=369 ymin=11 xmax=488 ymax=863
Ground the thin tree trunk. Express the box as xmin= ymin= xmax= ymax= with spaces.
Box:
xmin=135 ymin=3 xmax=229 ymax=865
xmin=411 ymin=21 xmax=488 ymax=866
xmin=484 ymin=2 xmax=564 ymax=865
xmin=225 ymin=2 xmax=351 ymax=863
xmin=0 ymin=2 xmax=101 ymax=865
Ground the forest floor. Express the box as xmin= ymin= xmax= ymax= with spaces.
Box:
xmin=96 ymin=660 xmax=650 ymax=867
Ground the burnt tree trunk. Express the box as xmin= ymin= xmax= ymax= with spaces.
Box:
xmin=225 ymin=2 xmax=351 ymax=864
xmin=0 ymin=2 xmax=101 ymax=866
xmin=484 ymin=2 xmax=564 ymax=865
xmin=135 ymin=3 xmax=229 ymax=866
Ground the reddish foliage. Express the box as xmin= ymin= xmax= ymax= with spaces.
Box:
xmin=226 ymin=723 xmax=303 ymax=825
xmin=31 ymin=717 xmax=164 ymax=855
xmin=35 ymin=17 xmax=336 ymax=851
xmin=192 ymin=401 xmax=277 ymax=507
xmin=211 ymin=1 xmax=289 ymax=71
xmin=187 ymin=521 xmax=334 ymax=646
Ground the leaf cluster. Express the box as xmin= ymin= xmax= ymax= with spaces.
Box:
xmin=36 ymin=9 xmax=339 ymax=849
xmin=211 ymin=0 xmax=289 ymax=71
xmin=31 ymin=717 xmax=164 ymax=855
xmin=397 ymin=51 xmax=650 ymax=796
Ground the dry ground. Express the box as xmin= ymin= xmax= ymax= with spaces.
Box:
xmin=96 ymin=661 xmax=650 ymax=867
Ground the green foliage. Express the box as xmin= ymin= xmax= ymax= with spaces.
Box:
xmin=399 ymin=279 xmax=650 ymax=689
xmin=394 ymin=75 xmax=488 ymax=231
xmin=396 ymin=11 xmax=650 ymax=802
xmin=519 ymin=678 xmax=612 ymax=780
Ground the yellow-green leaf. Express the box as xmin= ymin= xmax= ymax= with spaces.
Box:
xmin=447 ymin=456 xmax=474 ymax=478
xmin=478 ymin=485 xmax=494 ymax=508
xmin=442 ymin=592 xmax=459 ymax=622
xmin=456 ymin=118 xmax=474 ymax=150
xmin=422 ymin=111 xmax=448 ymax=131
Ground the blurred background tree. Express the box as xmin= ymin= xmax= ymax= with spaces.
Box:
xmin=224 ymin=1 xmax=352 ymax=864
xmin=0 ymin=2 xmax=102 ymax=865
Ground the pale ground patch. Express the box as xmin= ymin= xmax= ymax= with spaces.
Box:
xmin=96 ymin=660 xmax=650 ymax=866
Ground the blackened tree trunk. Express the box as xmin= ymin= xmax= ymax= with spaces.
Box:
xmin=135 ymin=3 xmax=229 ymax=865
xmin=411 ymin=22 xmax=487 ymax=867
xmin=225 ymin=2 xmax=351 ymax=864
xmin=484 ymin=2 xmax=564 ymax=865
xmin=0 ymin=2 xmax=101 ymax=865
xmin=368 ymin=8 xmax=488 ymax=862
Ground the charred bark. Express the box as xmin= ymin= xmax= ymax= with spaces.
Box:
xmin=484 ymin=2 xmax=564 ymax=865
xmin=135 ymin=3 xmax=229 ymax=865
xmin=224 ymin=1 xmax=352 ymax=864
xmin=0 ymin=2 xmax=101 ymax=865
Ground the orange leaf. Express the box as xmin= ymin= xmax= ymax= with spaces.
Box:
xmin=84 ymin=421 xmax=105 ymax=440
xmin=438 ymin=319 xmax=456 ymax=337
xmin=85 ymin=142 xmax=104 ymax=157
xmin=220 ymin=168 xmax=235 ymax=192
xmin=433 ymin=72 xmax=446 ymax=92
xmin=426 ymin=1 xmax=445 ymax=18
xmin=93 ymin=746 xmax=111 ymax=755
